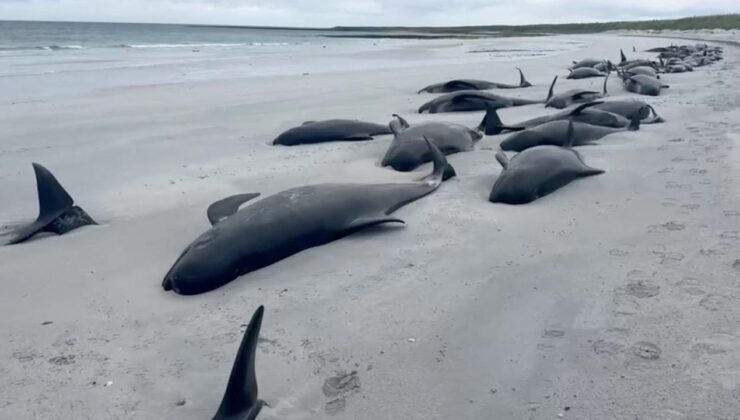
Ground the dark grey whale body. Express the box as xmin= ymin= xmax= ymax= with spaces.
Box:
xmin=570 ymin=58 xmax=602 ymax=69
xmin=418 ymin=90 xmax=543 ymax=113
xmin=273 ymin=119 xmax=391 ymax=146
xmin=567 ymin=67 xmax=608 ymax=79
xmin=545 ymin=75 xmax=609 ymax=109
xmin=622 ymin=74 xmax=669 ymax=96
xmin=590 ymin=100 xmax=664 ymax=123
xmin=418 ymin=68 xmax=532 ymax=93
xmin=382 ymin=114 xmax=481 ymax=171
xmin=3 ymin=163 xmax=96 ymax=245
xmin=163 ymin=141 xmax=452 ymax=295
xmin=499 ymin=114 xmax=639 ymax=152
xmin=490 ymin=122 xmax=605 ymax=204
xmin=481 ymin=101 xmax=629 ymax=135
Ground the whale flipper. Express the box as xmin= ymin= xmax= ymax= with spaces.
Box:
xmin=6 ymin=163 xmax=95 ymax=245
xmin=345 ymin=215 xmax=405 ymax=233
xmin=207 ymin=193 xmax=261 ymax=226
xmin=213 ymin=306 xmax=265 ymax=420
xmin=495 ymin=151 xmax=510 ymax=169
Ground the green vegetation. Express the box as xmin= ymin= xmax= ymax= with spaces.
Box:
xmin=330 ymin=13 xmax=740 ymax=36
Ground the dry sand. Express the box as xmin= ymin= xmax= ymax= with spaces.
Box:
xmin=1 ymin=33 xmax=739 ymax=419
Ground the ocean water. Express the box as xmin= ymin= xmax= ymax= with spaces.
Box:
xmin=0 ymin=21 xmax=587 ymax=100
xmin=0 ymin=21 xmax=331 ymax=51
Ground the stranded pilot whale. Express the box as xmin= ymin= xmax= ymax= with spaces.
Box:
xmin=480 ymin=101 xmax=629 ymax=135
xmin=417 ymin=67 xmax=532 ymax=93
xmin=418 ymin=90 xmax=543 ymax=113
xmin=3 ymin=163 xmax=96 ymax=245
xmin=163 ymin=140 xmax=453 ymax=295
xmin=490 ymin=121 xmax=605 ymax=204
xmin=272 ymin=119 xmax=391 ymax=146
xmin=499 ymin=112 xmax=640 ymax=152
xmin=381 ymin=114 xmax=480 ymax=172
xmin=545 ymin=75 xmax=609 ymax=109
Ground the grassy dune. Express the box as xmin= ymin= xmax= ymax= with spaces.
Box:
xmin=329 ymin=14 xmax=740 ymax=37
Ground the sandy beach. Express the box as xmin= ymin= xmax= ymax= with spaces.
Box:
xmin=1 ymin=32 xmax=739 ymax=419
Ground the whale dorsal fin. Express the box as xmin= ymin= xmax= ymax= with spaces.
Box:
xmin=5 ymin=163 xmax=77 ymax=245
xmin=33 ymin=163 xmax=74 ymax=222
xmin=301 ymin=121 xmax=316 ymax=125
xmin=213 ymin=306 xmax=265 ymax=420
xmin=495 ymin=151 xmax=509 ymax=169
xmin=620 ymin=49 xmax=627 ymax=63
xmin=546 ymin=76 xmax=558 ymax=101
xmin=207 ymin=193 xmax=261 ymax=226
xmin=516 ymin=67 xmax=532 ymax=87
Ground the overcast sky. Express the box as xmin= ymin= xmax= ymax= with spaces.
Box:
xmin=0 ymin=0 xmax=736 ymax=27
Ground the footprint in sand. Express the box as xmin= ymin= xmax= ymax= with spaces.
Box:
xmin=323 ymin=371 xmax=361 ymax=415
xmin=719 ymin=231 xmax=739 ymax=240
xmin=593 ymin=340 xmax=625 ymax=356
xmin=621 ymin=281 xmax=661 ymax=299
xmin=48 ymin=355 xmax=76 ymax=366
xmin=699 ymin=294 xmax=730 ymax=311
xmin=631 ymin=341 xmax=661 ymax=360
xmin=675 ymin=277 xmax=706 ymax=299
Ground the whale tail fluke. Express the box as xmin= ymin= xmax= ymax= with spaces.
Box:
xmin=646 ymin=105 xmax=665 ymax=123
xmin=213 ymin=306 xmax=265 ymax=420
xmin=389 ymin=114 xmax=410 ymax=134
xmin=627 ymin=112 xmax=641 ymax=131
xmin=480 ymin=103 xmax=524 ymax=135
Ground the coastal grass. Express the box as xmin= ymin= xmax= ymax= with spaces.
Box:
xmin=328 ymin=14 xmax=740 ymax=38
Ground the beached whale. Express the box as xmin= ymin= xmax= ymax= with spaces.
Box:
xmin=623 ymin=66 xmax=660 ymax=79
xmin=567 ymin=66 xmax=608 ymax=80
xmin=480 ymin=101 xmax=629 ymax=135
xmin=417 ymin=67 xmax=532 ymax=93
xmin=163 ymin=140 xmax=453 ymax=295
xmin=618 ymin=50 xmax=656 ymax=70
xmin=499 ymin=113 xmax=639 ymax=152
xmin=211 ymin=306 xmax=264 ymax=420
xmin=418 ymin=90 xmax=543 ymax=113
xmin=3 ymin=163 xmax=96 ymax=245
xmin=490 ymin=121 xmax=604 ymax=204
xmin=590 ymin=100 xmax=664 ymax=123
xmin=272 ymin=119 xmax=391 ymax=146
xmin=381 ymin=114 xmax=480 ymax=172
xmin=545 ymin=75 xmax=609 ymax=109
xmin=570 ymin=58 xmax=603 ymax=69
xmin=621 ymin=74 xmax=669 ymax=96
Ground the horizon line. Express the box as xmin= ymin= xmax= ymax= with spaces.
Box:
xmin=0 ymin=13 xmax=737 ymax=31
